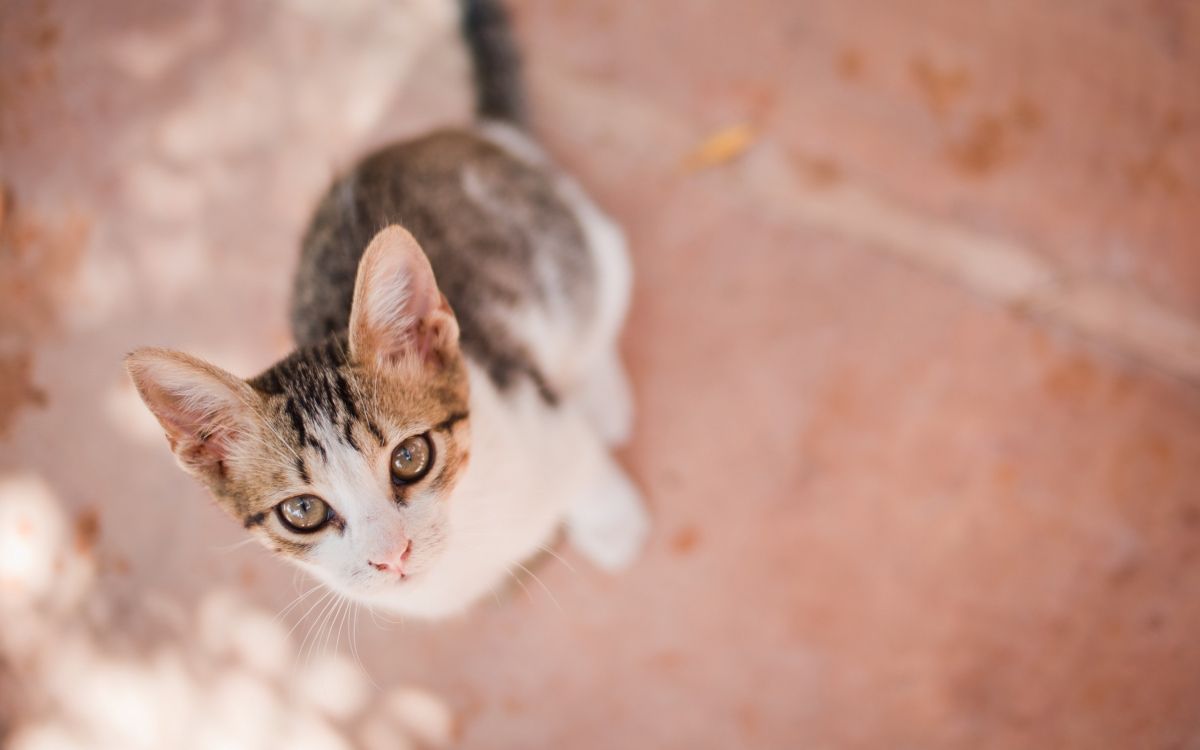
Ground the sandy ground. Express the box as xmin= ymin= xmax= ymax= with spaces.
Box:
xmin=2 ymin=1 xmax=1200 ymax=748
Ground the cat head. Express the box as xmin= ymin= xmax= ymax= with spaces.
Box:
xmin=126 ymin=226 xmax=471 ymax=600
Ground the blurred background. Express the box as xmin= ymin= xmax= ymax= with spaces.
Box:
xmin=2 ymin=0 xmax=1199 ymax=748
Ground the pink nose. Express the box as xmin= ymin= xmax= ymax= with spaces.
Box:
xmin=369 ymin=540 xmax=413 ymax=578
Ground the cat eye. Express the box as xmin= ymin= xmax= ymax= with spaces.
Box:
xmin=277 ymin=494 xmax=332 ymax=533
xmin=391 ymin=433 xmax=432 ymax=483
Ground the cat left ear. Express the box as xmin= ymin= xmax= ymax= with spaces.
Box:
xmin=349 ymin=225 xmax=460 ymax=370
xmin=125 ymin=348 xmax=260 ymax=479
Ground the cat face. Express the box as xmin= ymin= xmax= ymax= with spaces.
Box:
xmin=126 ymin=226 xmax=471 ymax=600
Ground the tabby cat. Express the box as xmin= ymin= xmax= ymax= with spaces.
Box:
xmin=126 ymin=0 xmax=648 ymax=618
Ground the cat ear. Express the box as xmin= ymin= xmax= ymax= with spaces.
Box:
xmin=348 ymin=225 xmax=460 ymax=369
xmin=125 ymin=348 xmax=260 ymax=478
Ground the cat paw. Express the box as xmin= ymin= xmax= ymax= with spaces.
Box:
xmin=566 ymin=466 xmax=650 ymax=572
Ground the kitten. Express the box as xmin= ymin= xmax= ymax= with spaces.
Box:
xmin=125 ymin=0 xmax=648 ymax=619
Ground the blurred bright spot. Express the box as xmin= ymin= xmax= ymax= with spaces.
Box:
xmin=0 ymin=474 xmax=66 ymax=602
xmin=360 ymin=715 xmax=416 ymax=750
xmin=76 ymin=661 xmax=166 ymax=748
xmin=37 ymin=638 xmax=197 ymax=750
xmin=5 ymin=577 xmax=452 ymax=749
xmin=206 ymin=671 xmax=279 ymax=748
xmin=66 ymin=245 xmax=135 ymax=331
xmin=134 ymin=228 xmax=210 ymax=305
xmin=228 ymin=607 xmax=292 ymax=676
xmin=124 ymin=162 xmax=206 ymax=221
xmin=105 ymin=10 xmax=218 ymax=81
xmin=297 ymin=651 xmax=371 ymax=720
xmin=10 ymin=723 xmax=85 ymax=750
xmin=278 ymin=713 xmax=352 ymax=750
xmin=387 ymin=687 xmax=456 ymax=747
xmin=198 ymin=589 xmax=243 ymax=655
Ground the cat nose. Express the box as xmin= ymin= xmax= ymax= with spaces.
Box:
xmin=368 ymin=539 xmax=413 ymax=578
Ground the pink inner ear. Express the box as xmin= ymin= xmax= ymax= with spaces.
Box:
xmin=154 ymin=391 xmax=241 ymax=463
xmin=350 ymin=225 xmax=456 ymax=367
xmin=145 ymin=383 xmax=244 ymax=469
xmin=126 ymin=349 xmax=254 ymax=474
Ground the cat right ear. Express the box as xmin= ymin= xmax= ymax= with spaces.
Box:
xmin=349 ymin=225 xmax=460 ymax=371
xmin=124 ymin=348 xmax=260 ymax=479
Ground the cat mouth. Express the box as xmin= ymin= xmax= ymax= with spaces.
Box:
xmin=369 ymin=567 xmax=413 ymax=583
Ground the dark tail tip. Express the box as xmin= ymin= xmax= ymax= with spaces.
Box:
xmin=459 ymin=0 xmax=527 ymax=126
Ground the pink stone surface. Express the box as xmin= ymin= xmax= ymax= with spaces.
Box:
xmin=2 ymin=1 xmax=1199 ymax=748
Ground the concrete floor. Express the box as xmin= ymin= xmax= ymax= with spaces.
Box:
xmin=2 ymin=0 xmax=1200 ymax=748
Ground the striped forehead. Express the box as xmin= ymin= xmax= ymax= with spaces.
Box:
xmin=250 ymin=336 xmax=388 ymax=481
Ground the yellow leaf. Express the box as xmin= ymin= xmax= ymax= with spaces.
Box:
xmin=682 ymin=124 xmax=756 ymax=171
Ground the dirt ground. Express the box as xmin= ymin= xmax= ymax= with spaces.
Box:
xmin=2 ymin=1 xmax=1200 ymax=748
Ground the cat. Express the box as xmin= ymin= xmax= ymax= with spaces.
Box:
xmin=125 ymin=0 xmax=648 ymax=619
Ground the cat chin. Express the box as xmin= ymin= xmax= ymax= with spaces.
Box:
xmin=343 ymin=579 xmax=413 ymax=601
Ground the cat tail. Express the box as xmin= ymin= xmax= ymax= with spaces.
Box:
xmin=459 ymin=0 xmax=527 ymax=127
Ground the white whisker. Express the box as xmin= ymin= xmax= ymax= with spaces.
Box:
xmin=535 ymin=543 xmax=576 ymax=574
xmin=273 ymin=582 xmax=325 ymax=624
xmin=285 ymin=588 xmax=334 ymax=643
xmin=210 ymin=537 xmax=258 ymax=554
xmin=514 ymin=560 xmax=563 ymax=613
xmin=506 ymin=566 xmax=535 ymax=604
xmin=330 ymin=595 xmax=349 ymax=657
xmin=368 ymin=604 xmax=405 ymax=629
xmin=348 ymin=602 xmax=381 ymax=689
xmin=317 ymin=594 xmax=342 ymax=660
xmin=318 ymin=594 xmax=345 ymax=661
xmin=300 ymin=591 xmax=339 ymax=668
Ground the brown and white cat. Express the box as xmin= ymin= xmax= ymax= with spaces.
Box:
xmin=125 ymin=0 xmax=648 ymax=619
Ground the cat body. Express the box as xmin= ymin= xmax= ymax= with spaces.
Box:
xmin=126 ymin=0 xmax=647 ymax=619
